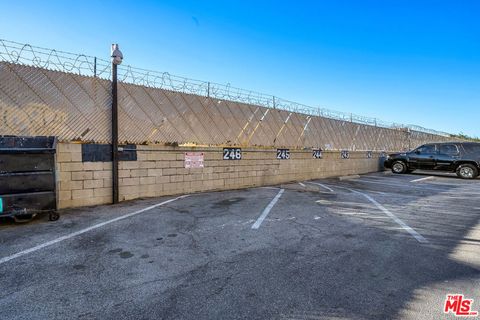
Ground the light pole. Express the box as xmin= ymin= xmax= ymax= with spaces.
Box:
xmin=111 ymin=44 xmax=123 ymax=204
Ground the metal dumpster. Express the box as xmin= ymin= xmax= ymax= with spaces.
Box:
xmin=0 ymin=136 xmax=59 ymax=222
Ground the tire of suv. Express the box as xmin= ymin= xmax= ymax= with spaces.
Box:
xmin=456 ymin=164 xmax=479 ymax=179
xmin=391 ymin=161 xmax=407 ymax=174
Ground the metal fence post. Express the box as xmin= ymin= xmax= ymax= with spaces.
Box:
xmin=111 ymin=44 xmax=123 ymax=204
xmin=407 ymin=128 xmax=411 ymax=150
xmin=111 ymin=62 xmax=119 ymax=204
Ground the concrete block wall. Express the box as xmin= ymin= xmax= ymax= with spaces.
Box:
xmin=57 ymin=143 xmax=383 ymax=209
xmin=57 ymin=143 xmax=113 ymax=208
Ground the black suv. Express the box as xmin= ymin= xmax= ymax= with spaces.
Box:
xmin=384 ymin=142 xmax=480 ymax=179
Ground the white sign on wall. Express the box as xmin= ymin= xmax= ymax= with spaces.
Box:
xmin=185 ymin=152 xmax=204 ymax=168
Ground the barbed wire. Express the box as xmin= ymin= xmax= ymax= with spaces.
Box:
xmin=0 ymin=39 xmax=111 ymax=78
xmin=0 ymin=38 xmax=451 ymax=137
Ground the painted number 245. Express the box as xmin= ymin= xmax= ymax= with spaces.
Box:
xmin=276 ymin=149 xmax=290 ymax=160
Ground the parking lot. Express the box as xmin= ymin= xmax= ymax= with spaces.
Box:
xmin=1 ymin=171 xmax=479 ymax=320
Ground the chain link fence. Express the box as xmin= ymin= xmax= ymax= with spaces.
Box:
xmin=0 ymin=39 xmax=451 ymax=150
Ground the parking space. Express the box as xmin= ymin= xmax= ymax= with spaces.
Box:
xmin=1 ymin=172 xmax=479 ymax=319
xmin=320 ymin=172 xmax=480 ymax=247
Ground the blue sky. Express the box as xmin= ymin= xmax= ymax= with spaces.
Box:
xmin=1 ymin=0 xmax=479 ymax=136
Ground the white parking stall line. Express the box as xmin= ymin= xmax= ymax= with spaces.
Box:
xmin=317 ymin=183 xmax=428 ymax=243
xmin=306 ymin=182 xmax=334 ymax=192
xmin=0 ymin=195 xmax=189 ymax=266
xmin=410 ymin=176 xmax=435 ymax=183
xmin=352 ymin=179 xmax=402 ymax=187
xmin=347 ymin=189 xmax=428 ymax=243
xmin=298 ymin=182 xmax=306 ymax=187
xmin=352 ymin=178 xmax=445 ymax=191
xmin=251 ymin=189 xmax=285 ymax=229
xmin=363 ymin=176 xmax=415 ymax=184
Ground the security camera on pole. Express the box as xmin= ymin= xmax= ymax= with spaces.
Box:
xmin=111 ymin=44 xmax=123 ymax=204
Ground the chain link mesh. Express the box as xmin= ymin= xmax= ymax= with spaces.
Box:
xmin=0 ymin=39 xmax=451 ymax=150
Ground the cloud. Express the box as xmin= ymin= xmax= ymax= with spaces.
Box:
xmin=192 ymin=16 xmax=200 ymax=27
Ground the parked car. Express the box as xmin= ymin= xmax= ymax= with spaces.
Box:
xmin=384 ymin=142 xmax=480 ymax=179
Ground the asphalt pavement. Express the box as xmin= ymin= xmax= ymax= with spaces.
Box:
xmin=1 ymin=171 xmax=479 ymax=319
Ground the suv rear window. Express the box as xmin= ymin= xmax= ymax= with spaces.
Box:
xmin=462 ymin=144 xmax=480 ymax=154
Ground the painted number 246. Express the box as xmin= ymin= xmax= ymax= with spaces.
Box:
xmin=223 ymin=148 xmax=242 ymax=160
